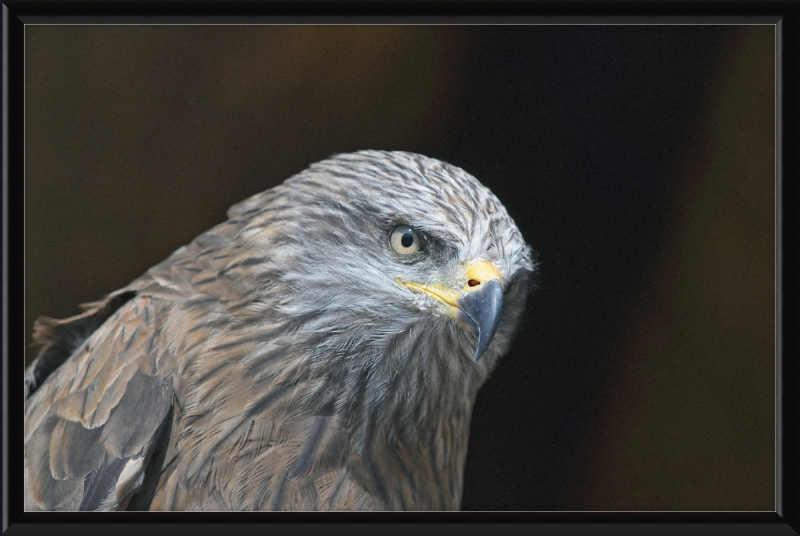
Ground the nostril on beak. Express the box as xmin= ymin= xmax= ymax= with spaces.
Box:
xmin=468 ymin=279 xmax=480 ymax=287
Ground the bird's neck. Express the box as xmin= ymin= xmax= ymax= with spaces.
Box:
xmin=323 ymin=320 xmax=485 ymax=509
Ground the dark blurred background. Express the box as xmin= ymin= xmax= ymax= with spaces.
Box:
xmin=25 ymin=25 xmax=774 ymax=511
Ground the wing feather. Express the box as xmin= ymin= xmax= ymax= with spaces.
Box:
xmin=24 ymin=294 xmax=175 ymax=511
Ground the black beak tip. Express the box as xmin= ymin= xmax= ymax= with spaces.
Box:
xmin=457 ymin=279 xmax=504 ymax=362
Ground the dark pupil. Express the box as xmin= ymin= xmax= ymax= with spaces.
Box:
xmin=401 ymin=231 xmax=414 ymax=248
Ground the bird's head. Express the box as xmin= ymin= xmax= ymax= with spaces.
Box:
xmin=229 ymin=151 xmax=536 ymax=388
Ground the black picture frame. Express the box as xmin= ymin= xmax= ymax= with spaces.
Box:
xmin=3 ymin=1 xmax=798 ymax=535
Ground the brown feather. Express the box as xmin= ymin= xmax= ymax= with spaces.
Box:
xmin=25 ymin=151 xmax=535 ymax=511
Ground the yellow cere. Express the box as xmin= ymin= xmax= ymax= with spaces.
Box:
xmin=465 ymin=261 xmax=503 ymax=290
xmin=396 ymin=260 xmax=504 ymax=320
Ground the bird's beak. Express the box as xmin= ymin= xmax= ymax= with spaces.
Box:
xmin=398 ymin=260 xmax=504 ymax=361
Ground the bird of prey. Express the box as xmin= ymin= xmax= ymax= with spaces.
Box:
xmin=24 ymin=150 xmax=535 ymax=511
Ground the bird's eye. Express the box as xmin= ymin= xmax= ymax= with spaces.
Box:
xmin=389 ymin=225 xmax=421 ymax=255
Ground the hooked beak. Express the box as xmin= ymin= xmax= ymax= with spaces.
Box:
xmin=397 ymin=260 xmax=504 ymax=361
xmin=457 ymin=278 xmax=504 ymax=361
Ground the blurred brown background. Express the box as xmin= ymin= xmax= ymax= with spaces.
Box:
xmin=25 ymin=25 xmax=774 ymax=511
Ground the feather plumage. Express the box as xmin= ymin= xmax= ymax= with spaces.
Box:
xmin=24 ymin=150 xmax=535 ymax=511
